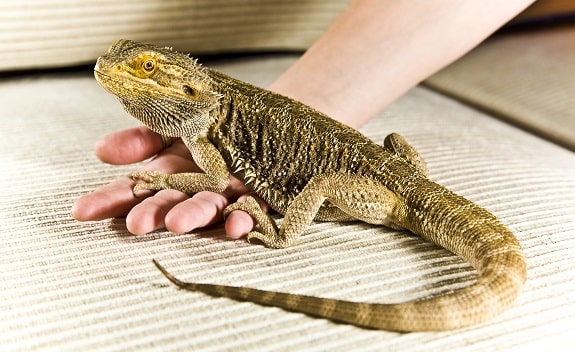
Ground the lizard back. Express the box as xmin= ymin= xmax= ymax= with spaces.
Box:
xmin=207 ymin=68 xmax=408 ymax=215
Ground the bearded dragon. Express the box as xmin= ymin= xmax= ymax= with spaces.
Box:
xmin=93 ymin=39 xmax=526 ymax=332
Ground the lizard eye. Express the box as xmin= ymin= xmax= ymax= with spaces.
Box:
xmin=143 ymin=59 xmax=155 ymax=72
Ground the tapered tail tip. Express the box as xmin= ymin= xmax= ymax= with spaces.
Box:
xmin=152 ymin=259 xmax=187 ymax=287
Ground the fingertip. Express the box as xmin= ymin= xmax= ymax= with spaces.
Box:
xmin=95 ymin=126 xmax=163 ymax=165
xmin=125 ymin=208 xmax=158 ymax=235
xmin=71 ymin=197 xmax=93 ymax=221
xmin=94 ymin=138 xmax=108 ymax=161
xmin=164 ymin=207 xmax=196 ymax=235
xmin=94 ymin=132 xmax=123 ymax=164
xmin=72 ymin=191 xmax=120 ymax=221
xmin=225 ymin=210 xmax=256 ymax=239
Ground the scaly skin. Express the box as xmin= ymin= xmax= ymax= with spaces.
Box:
xmin=93 ymin=39 xmax=526 ymax=331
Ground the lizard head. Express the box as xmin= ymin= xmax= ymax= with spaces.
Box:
xmin=94 ymin=39 xmax=221 ymax=137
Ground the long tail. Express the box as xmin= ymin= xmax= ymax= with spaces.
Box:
xmin=152 ymin=185 xmax=526 ymax=331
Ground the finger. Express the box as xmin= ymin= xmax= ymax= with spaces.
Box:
xmin=95 ymin=126 xmax=165 ymax=165
xmin=126 ymin=190 xmax=189 ymax=235
xmin=71 ymin=176 xmax=148 ymax=221
xmin=165 ymin=191 xmax=230 ymax=234
xmin=224 ymin=194 xmax=270 ymax=239
xmin=224 ymin=211 xmax=256 ymax=239
xmin=73 ymin=142 xmax=197 ymax=222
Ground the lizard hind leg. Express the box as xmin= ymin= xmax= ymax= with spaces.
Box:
xmin=384 ymin=133 xmax=428 ymax=176
xmin=224 ymin=174 xmax=406 ymax=249
xmin=311 ymin=174 xmax=406 ymax=229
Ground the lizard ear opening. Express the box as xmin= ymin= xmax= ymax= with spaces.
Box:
xmin=183 ymin=85 xmax=196 ymax=96
xmin=182 ymin=85 xmax=221 ymax=109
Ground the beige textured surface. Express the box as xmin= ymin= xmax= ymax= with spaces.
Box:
xmin=426 ymin=25 xmax=575 ymax=151
xmin=1 ymin=55 xmax=575 ymax=350
xmin=0 ymin=0 xmax=348 ymax=71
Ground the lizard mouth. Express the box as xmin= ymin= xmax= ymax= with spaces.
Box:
xmin=93 ymin=58 xmax=110 ymax=82
xmin=93 ymin=69 xmax=110 ymax=82
xmin=93 ymin=68 xmax=117 ymax=89
xmin=93 ymin=68 xmax=154 ymax=96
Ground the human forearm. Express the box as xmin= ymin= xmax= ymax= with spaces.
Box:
xmin=269 ymin=0 xmax=535 ymax=128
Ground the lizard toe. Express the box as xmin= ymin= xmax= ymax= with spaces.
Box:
xmin=131 ymin=171 xmax=170 ymax=194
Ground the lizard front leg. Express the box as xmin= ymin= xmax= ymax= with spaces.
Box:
xmin=132 ymin=135 xmax=229 ymax=195
xmin=224 ymin=174 xmax=405 ymax=248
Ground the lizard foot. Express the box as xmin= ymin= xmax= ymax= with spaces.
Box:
xmin=224 ymin=197 xmax=291 ymax=248
xmin=131 ymin=170 xmax=171 ymax=196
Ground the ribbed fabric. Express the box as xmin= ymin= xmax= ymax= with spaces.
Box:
xmin=0 ymin=0 xmax=348 ymax=71
xmin=1 ymin=56 xmax=574 ymax=351
xmin=425 ymin=25 xmax=575 ymax=151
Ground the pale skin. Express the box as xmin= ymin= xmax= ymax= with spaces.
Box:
xmin=72 ymin=0 xmax=535 ymax=237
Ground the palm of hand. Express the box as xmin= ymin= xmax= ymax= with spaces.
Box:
xmin=72 ymin=126 xmax=263 ymax=238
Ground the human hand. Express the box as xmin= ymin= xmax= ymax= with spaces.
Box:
xmin=72 ymin=126 xmax=267 ymax=238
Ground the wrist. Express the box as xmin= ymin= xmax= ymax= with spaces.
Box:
xmin=268 ymin=65 xmax=372 ymax=130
